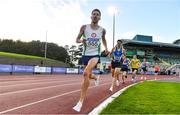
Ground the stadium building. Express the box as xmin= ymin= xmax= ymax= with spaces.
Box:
xmin=120 ymin=35 xmax=180 ymax=71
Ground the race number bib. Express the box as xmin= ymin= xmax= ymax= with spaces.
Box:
xmin=86 ymin=38 xmax=99 ymax=47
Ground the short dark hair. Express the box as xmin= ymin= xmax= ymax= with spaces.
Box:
xmin=92 ymin=9 xmax=101 ymax=16
xmin=117 ymin=39 xmax=122 ymax=43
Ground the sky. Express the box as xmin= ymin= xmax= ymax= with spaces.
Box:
xmin=0 ymin=0 xmax=179 ymax=50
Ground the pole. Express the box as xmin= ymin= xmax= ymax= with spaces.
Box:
xmin=113 ymin=13 xmax=115 ymax=47
xmin=45 ymin=31 xmax=48 ymax=58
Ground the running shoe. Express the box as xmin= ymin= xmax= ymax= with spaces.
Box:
xmin=95 ymin=75 xmax=100 ymax=86
xmin=73 ymin=102 xmax=82 ymax=112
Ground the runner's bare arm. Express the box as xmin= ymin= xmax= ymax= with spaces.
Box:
xmin=76 ymin=25 xmax=86 ymax=43
xmin=108 ymin=47 xmax=115 ymax=58
xmin=102 ymin=28 xmax=108 ymax=53
xmin=122 ymin=46 xmax=126 ymax=55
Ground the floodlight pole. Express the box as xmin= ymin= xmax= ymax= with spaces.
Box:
xmin=45 ymin=31 xmax=48 ymax=58
xmin=113 ymin=13 xmax=115 ymax=47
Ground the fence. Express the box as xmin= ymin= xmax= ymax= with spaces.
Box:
xmin=0 ymin=64 xmax=100 ymax=75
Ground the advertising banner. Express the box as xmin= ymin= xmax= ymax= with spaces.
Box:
xmin=13 ymin=65 xmax=34 ymax=73
xmin=66 ymin=68 xmax=79 ymax=74
xmin=52 ymin=67 xmax=66 ymax=74
xmin=79 ymin=69 xmax=100 ymax=74
xmin=0 ymin=64 xmax=12 ymax=72
xmin=45 ymin=67 xmax=51 ymax=73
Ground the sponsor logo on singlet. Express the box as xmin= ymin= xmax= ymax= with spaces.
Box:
xmin=91 ymin=33 xmax=97 ymax=38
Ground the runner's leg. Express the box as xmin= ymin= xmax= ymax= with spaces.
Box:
xmin=73 ymin=57 xmax=99 ymax=112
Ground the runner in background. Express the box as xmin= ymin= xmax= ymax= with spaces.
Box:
xmin=121 ymin=54 xmax=130 ymax=84
xmin=141 ymin=58 xmax=149 ymax=80
xmin=108 ymin=40 xmax=125 ymax=91
xmin=130 ymin=55 xmax=141 ymax=82
xmin=154 ymin=63 xmax=160 ymax=80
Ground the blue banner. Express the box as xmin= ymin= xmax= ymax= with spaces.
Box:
xmin=52 ymin=67 xmax=66 ymax=73
xmin=79 ymin=68 xmax=83 ymax=74
xmin=79 ymin=69 xmax=100 ymax=74
xmin=66 ymin=68 xmax=79 ymax=74
xmin=45 ymin=67 xmax=51 ymax=73
xmin=13 ymin=65 xmax=34 ymax=73
xmin=92 ymin=69 xmax=100 ymax=74
xmin=0 ymin=64 xmax=12 ymax=72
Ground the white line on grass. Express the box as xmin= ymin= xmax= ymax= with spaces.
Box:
xmin=88 ymin=82 xmax=139 ymax=115
xmin=88 ymin=77 xmax=177 ymax=115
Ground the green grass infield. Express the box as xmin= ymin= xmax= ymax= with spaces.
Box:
xmin=101 ymin=81 xmax=180 ymax=114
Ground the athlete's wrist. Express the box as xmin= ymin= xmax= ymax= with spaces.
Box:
xmin=80 ymin=39 xmax=86 ymax=43
xmin=78 ymin=39 xmax=83 ymax=43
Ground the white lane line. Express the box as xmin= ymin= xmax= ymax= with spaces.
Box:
xmin=88 ymin=83 xmax=139 ymax=115
xmin=0 ymin=79 xmax=59 ymax=84
xmin=0 ymin=82 xmax=80 ymax=96
xmin=0 ymin=79 xmax=110 ymax=96
xmin=0 ymin=79 xmax=80 ymax=88
xmin=0 ymin=82 xmax=110 ymax=114
xmin=0 ymin=78 xmax=79 ymax=85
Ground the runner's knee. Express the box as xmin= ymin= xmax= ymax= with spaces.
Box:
xmin=115 ymin=68 xmax=120 ymax=73
xmin=123 ymin=72 xmax=126 ymax=76
xmin=133 ymin=70 xmax=137 ymax=74
xmin=83 ymin=69 xmax=91 ymax=78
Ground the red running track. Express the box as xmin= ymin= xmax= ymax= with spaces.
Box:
xmin=0 ymin=74 xmax=176 ymax=114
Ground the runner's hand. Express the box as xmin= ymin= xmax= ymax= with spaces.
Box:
xmin=105 ymin=49 xmax=109 ymax=55
xmin=81 ymin=39 xmax=87 ymax=45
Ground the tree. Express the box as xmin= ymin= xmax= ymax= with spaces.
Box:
xmin=0 ymin=38 xmax=69 ymax=62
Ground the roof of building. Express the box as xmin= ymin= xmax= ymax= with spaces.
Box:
xmin=173 ymin=39 xmax=180 ymax=45
xmin=121 ymin=39 xmax=180 ymax=49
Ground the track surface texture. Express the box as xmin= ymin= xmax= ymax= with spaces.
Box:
xmin=0 ymin=74 xmax=178 ymax=114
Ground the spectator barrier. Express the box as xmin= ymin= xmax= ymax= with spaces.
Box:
xmin=0 ymin=64 xmax=159 ymax=75
xmin=0 ymin=64 xmax=100 ymax=75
